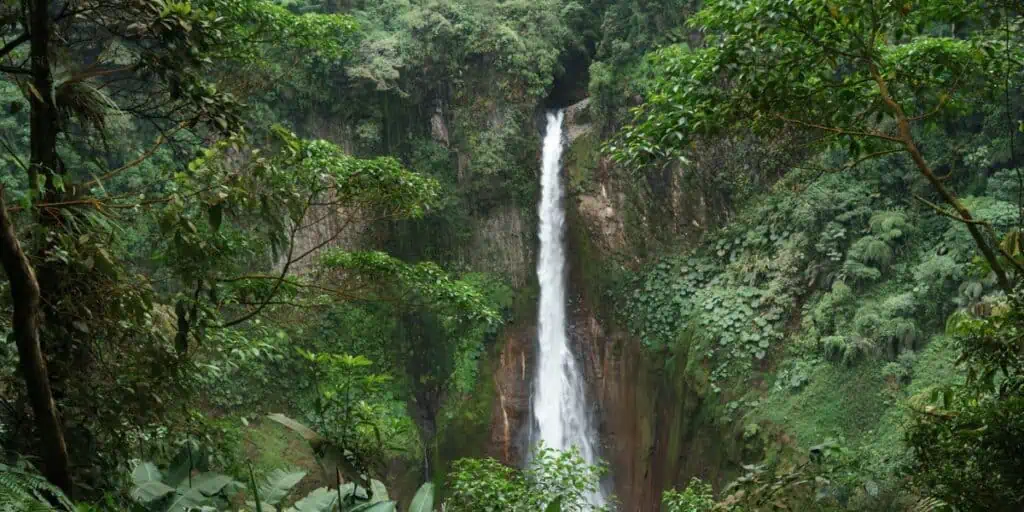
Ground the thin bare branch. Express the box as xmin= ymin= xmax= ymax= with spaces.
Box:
xmin=914 ymin=194 xmax=987 ymax=225
xmin=774 ymin=114 xmax=903 ymax=143
xmin=81 ymin=121 xmax=187 ymax=188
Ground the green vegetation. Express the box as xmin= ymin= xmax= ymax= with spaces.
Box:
xmin=445 ymin=446 xmax=608 ymax=512
xmin=2 ymin=0 xmax=1023 ymax=510
xmin=610 ymin=0 xmax=1024 ymax=509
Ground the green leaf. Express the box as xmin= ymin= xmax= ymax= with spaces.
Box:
xmin=369 ymin=479 xmax=389 ymax=504
xmin=258 ymin=469 xmax=307 ymax=505
xmin=286 ymin=487 xmax=338 ymax=512
xmin=545 ymin=497 xmax=562 ymax=512
xmin=348 ymin=502 xmax=397 ymax=512
xmin=133 ymin=462 xmax=162 ymax=486
xmin=266 ymin=414 xmax=322 ymax=443
xmin=408 ymin=482 xmax=434 ymax=512
xmin=131 ymin=481 xmax=176 ymax=504
xmin=94 ymin=247 xmax=118 ymax=275
xmin=162 ymin=448 xmax=195 ymax=489
xmin=165 ymin=488 xmax=209 ymax=512
xmin=189 ymin=472 xmax=236 ymax=496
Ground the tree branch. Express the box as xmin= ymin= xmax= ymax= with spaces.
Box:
xmin=913 ymin=195 xmax=987 ymax=225
xmin=774 ymin=114 xmax=902 ymax=143
xmin=0 ymin=184 xmax=72 ymax=495
xmin=0 ymin=64 xmax=29 ymax=75
xmin=81 ymin=122 xmax=186 ymax=189
xmin=871 ymin=61 xmax=1014 ymax=293
xmin=0 ymin=33 xmax=29 ymax=60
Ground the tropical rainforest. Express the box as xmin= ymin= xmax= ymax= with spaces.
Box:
xmin=0 ymin=0 xmax=1022 ymax=510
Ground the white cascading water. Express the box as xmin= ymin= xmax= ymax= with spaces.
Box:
xmin=532 ymin=110 xmax=605 ymax=506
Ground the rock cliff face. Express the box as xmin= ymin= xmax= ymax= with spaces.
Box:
xmin=487 ymin=323 xmax=535 ymax=466
xmin=464 ymin=206 xmax=533 ymax=289
xmin=281 ymin=69 xmax=743 ymax=509
xmin=566 ymin=292 xmax=742 ymax=510
xmin=567 ymin=187 xmax=743 ymax=509
xmin=483 ymin=98 xmax=744 ymax=510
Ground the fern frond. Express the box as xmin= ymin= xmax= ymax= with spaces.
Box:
xmin=854 ymin=236 xmax=894 ymax=266
xmin=0 ymin=464 xmax=74 ymax=511
xmin=869 ymin=210 xmax=910 ymax=241
xmin=842 ymin=336 xmax=879 ymax=366
xmin=912 ymin=496 xmax=949 ymax=512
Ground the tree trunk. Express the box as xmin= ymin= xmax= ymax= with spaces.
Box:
xmin=11 ymin=0 xmax=75 ymax=496
xmin=870 ymin=63 xmax=1014 ymax=293
xmin=0 ymin=195 xmax=72 ymax=496
xmin=902 ymin=134 xmax=1012 ymax=293
xmin=27 ymin=0 xmax=59 ymax=194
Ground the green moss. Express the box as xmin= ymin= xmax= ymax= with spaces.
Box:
xmin=566 ymin=199 xmax=627 ymax=319
xmin=566 ymin=130 xmax=600 ymax=195
xmin=862 ymin=334 xmax=961 ymax=475
xmin=759 ymin=361 xmax=888 ymax=449
xmin=749 ymin=332 xmax=961 ymax=480
xmin=435 ymin=342 xmax=501 ymax=480
xmin=242 ymin=420 xmax=320 ymax=477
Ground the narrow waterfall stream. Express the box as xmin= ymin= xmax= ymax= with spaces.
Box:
xmin=532 ymin=110 xmax=606 ymax=505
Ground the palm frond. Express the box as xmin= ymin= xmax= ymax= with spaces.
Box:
xmin=54 ymin=79 xmax=121 ymax=149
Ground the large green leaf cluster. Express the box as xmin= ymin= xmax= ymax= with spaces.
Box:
xmin=618 ymin=140 xmax=1019 ymax=401
xmin=126 ymin=455 xmax=435 ymax=512
xmin=905 ymin=296 xmax=1024 ymax=510
xmin=347 ymin=0 xmax=573 ymax=99
xmin=445 ymin=447 xmax=608 ymax=512
xmin=0 ymin=0 xmax=508 ymax=494
xmin=608 ymin=0 xmax=1020 ymax=166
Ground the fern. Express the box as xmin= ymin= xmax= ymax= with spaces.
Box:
xmin=821 ymin=335 xmax=849 ymax=363
xmin=820 ymin=333 xmax=879 ymax=366
xmin=890 ymin=318 xmax=921 ymax=350
xmin=842 ymin=336 xmax=878 ymax=366
xmin=912 ymin=496 xmax=950 ymax=512
xmin=0 ymin=464 xmax=74 ymax=512
xmin=842 ymin=259 xmax=882 ymax=282
xmin=849 ymin=236 xmax=894 ymax=267
xmin=869 ymin=210 xmax=910 ymax=241
xmin=53 ymin=78 xmax=121 ymax=148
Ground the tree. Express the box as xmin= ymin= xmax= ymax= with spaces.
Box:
xmin=312 ymin=253 xmax=501 ymax=478
xmin=0 ymin=0 xmax=426 ymax=494
xmin=906 ymin=296 xmax=1024 ymax=509
xmin=609 ymin=0 xmax=1024 ymax=293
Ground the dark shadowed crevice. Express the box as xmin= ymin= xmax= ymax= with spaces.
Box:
xmin=545 ymin=47 xmax=593 ymax=109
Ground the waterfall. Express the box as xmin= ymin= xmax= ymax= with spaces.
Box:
xmin=532 ymin=110 xmax=605 ymax=505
